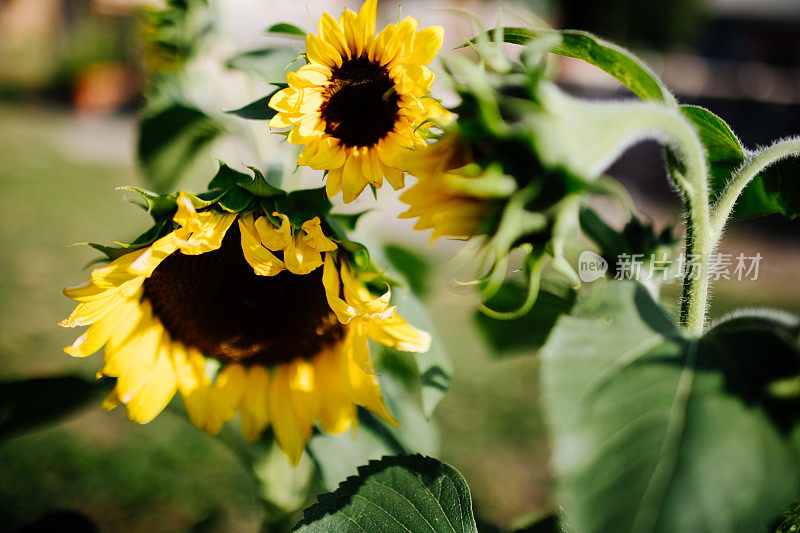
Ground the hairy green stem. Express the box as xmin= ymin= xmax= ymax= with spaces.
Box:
xmin=710 ymin=137 xmax=800 ymax=242
xmin=627 ymin=108 xmax=711 ymax=335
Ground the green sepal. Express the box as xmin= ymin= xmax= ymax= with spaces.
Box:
xmin=118 ymin=186 xmax=178 ymax=219
xmin=217 ymin=186 xmax=254 ymax=213
xmin=270 ymin=187 xmax=332 ymax=228
xmin=208 ymin=161 xmax=252 ymax=189
xmin=76 ymin=217 xmax=173 ymax=262
xmin=239 ymin=167 xmax=286 ymax=198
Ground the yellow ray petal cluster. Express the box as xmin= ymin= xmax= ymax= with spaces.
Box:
xmin=239 ymin=213 xmax=337 ymax=276
xmin=61 ymin=193 xmax=431 ymax=464
xmin=399 ymin=135 xmax=515 ymax=240
xmin=269 ymin=0 xmax=449 ymax=203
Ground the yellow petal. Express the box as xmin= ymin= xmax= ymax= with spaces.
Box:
xmin=288 ymin=65 xmax=329 ymax=89
xmin=326 ymin=166 xmax=344 ymax=197
xmin=256 ymin=213 xmax=292 ymax=251
xmin=368 ymin=314 xmax=432 ymax=353
xmin=129 ymin=232 xmax=180 ymax=276
xmin=318 ymin=13 xmax=350 ymax=59
xmin=407 ymin=26 xmax=444 ymax=65
xmin=102 ymin=387 xmax=122 ymax=411
xmin=172 ymin=345 xmax=210 ymax=429
xmin=283 ymin=238 xmax=324 ymax=275
xmin=306 ymin=33 xmax=342 ymax=68
xmin=344 ymin=328 xmax=397 ymax=426
xmin=124 ymin=342 xmax=178 ymax=424
xmin=60 ymin=291 xmax=120 ymax=328
xmin=362 ymin=148 xmax=383 ymax=188
xmin=89 ymin=249 xmax=147 ymax=289
xmin=382 ymin=162 xmax=405 ymax=190
xmin=341 ymin=150 xmax=369 ymax=203
xmin=175 ymin=212 xmax=236 ymax=255
xmin=356 ymin=0 xmax=377 ymax=48
xmin=270 ymin=364 xmax=312 ymax=465
xmin=240 ymin=366 xmax=270 ymax=442
xmin=307 ymin=138 xmax=347 ymax=170
xmin=369 ymin=24 xmax=398 ymax=64
xmin=314 ymin=347 xmax=355 ymax=434
xmin=64 ymin=296 xmax=141 ymax=358
xmin=323 ymin=253 xmax=361 ymax=324
xmin=111 ymin=321 xmax=162 ymax=395
xmin=270 ymin=112 xmax=301 ymax=129
xmin=204 ymin=364 xmax=246 ymax=436
xmin=63 ymin=279 xmax=114 ymax=302
xmin=301 ymin=217 xmax=337 ymax=252
xmin=239 ymin=216 xmax=286 ymax=276
xmin=340 ymin=9 xmax=364 ymax=58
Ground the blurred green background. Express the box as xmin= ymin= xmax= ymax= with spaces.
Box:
xmin=1 ymin=0 xmax=799 ymax=531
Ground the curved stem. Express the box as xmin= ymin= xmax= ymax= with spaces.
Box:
xmin=630 ymin=108 xmax=711 ymax=335
xmin=710 ymin=137 xmax=800 ymax=242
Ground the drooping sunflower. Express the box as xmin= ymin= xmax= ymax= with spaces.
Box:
xmin=60 ymin=175 xmax=430 ymax=464
xmin=399 ymin=133 xmax=516 ymax=240
xmin=268 ymin=0 xmax=448 ymax=203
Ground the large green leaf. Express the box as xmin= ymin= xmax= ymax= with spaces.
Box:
xmin=681 ymin=106 xmax=800 ymax=220
xmin=541 ymin=282 xmax=800 ymax=532
xmin=758 ymin=155 xmax=800 ymax=219
xmin=474 ymin=28 xmax=673 ymax=104
xmin=294 ymin=454 xmax=477 ymax=532
xmin=0 ymin=376 xmax=109 ymax=441
xmin=137 ymin=104 xmax=223 ymax=192
xmin=383 ymin=244 xmax=433 ymax=299
xmin=225 ymin=92 xmax=279 ymax=121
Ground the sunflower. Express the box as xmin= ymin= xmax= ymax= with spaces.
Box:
xmin=268 ymin=0 xmax=448 ymax=203
xmin=399 ymin=134 xmax=516 ymax=240
xmin=60 ymin=191 xmax=430 ymax=464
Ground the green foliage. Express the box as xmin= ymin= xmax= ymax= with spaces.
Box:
xmin=294 ymin=455 xmax=477 ymax=532
xmin=474 ymin=278 xmax=575 ymax=356
xmin=141 ymin=0 xmax=212 ymax=73
xmin=470 ymin=27 xmax=673 ymax=103
xmin=267 ymin=23 xmax=307 ymax=37
xmin=541 ymin=282 xmax=800 ymax=532
xmin=681 ymin=106 xmax=800 ymax=220
xmin=393 ymin=293 xmax=453 ymax=418
xmin=0 ymin=376 xmax=109 ymax=441
xmin=225 ymin=92 xmax=280 ymax=121
xmin=579 ymin=207 xmax=676 ymax=271
xmin=137 ymin=104 xmax=224 ymax=193
xmin=383 ymin=244 xmax=433 ymax=299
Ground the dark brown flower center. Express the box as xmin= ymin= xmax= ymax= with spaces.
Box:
xmin=319 ymin=56 xmax=400 ymax=148
xmin=142 ymin=223 xmax=345 ymax=366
